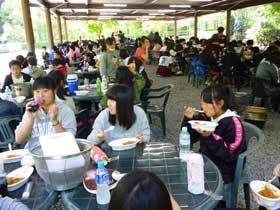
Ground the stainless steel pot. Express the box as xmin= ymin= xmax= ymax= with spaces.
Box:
xmin=11 ymin=82 xmax=32 ymax=98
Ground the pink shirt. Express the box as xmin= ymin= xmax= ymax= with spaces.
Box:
xmin=135 ymin=47 xmax=146 ymax=64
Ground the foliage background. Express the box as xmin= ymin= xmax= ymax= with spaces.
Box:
xmin=0 ymin=1 xmax=279 ymax=48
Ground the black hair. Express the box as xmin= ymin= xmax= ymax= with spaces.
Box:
xmin=246 ymin=40 xmax=254 ymax=46
xmin=26 ymin=51 xmax=36 ymax=58
xmin=109 ymin=170 xmax=172 ymax=210
xmin=127 ymin=56 xmax=142 ymax=73
xmin=119 ymin=49 xmax=129 ymax=60
xmin=32 ymin=76 xmax=56 ymax=91
xmin=106 ymin=84 xmax=136 ymax=130
xmin=105 ymin=37 xmax=115 ymax=46
xmin=264 ymin=45 xmax=280 ymax=67
xmin=85 ymin=52 xmax=94 ymax=61
xmin=218 ymin=26 xmax=224 ymax=33
xmin=9 ymin=60 xmax=21 ymax=68
xmin=201 ymin=84 xmax=238 ymax=112
xmin=48 ymin=70 xmax=67 ymax=100
xmin=52 ymin=58 xmax=65 ymax=67
xmin=27 ymin=56 xmax=37 ymax=66
xmin=116 ymin=66 xmax=134 ymax=87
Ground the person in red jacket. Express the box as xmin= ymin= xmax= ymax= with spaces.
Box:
xmin=52 ymin=59 xmax=68 ymax=75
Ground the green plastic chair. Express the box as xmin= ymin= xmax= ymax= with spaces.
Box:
xmin=141 ymin=84 xmax=173 ymax=136
xmin=0 ymin=115 xmax=22 ymax=150
xmin=224 ymin=121 xmax=265 ymax=209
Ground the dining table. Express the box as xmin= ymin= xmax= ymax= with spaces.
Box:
xmin=5 ymin=142 xmax=223 ymax=210
xmin=5 ymin=162 xmax=59 ymax=210
xmin=61 ymin=142 xmax=224 ymax=210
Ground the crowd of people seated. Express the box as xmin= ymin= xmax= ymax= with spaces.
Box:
xmin=0 ymin=29 xmax=279 ymax=210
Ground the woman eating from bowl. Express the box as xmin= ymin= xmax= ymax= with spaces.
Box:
xmin=181 ymin=84 xmax=246 ymax=205
xmin=15 ymin=77 xmax=76 ymax=148
xmin=87 ymin=84 xmax=150 ymax=145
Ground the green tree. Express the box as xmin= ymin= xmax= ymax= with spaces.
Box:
xmin=88 ymin=20 xmax=118 ymax=38
xmin=231 ymin=9 xmax=253 ymax=40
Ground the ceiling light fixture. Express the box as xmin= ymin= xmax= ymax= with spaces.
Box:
xmin=100 ymin=12 xmax=117 ymax=15
xmin=169 ymin=5 xmax=191 ymax=8
xmin=187 ymin=0 xmax=212 ymax=1
xmin=104 ymin=4 xmax=127 ymax=7
xmin=149 ymin=13 xmax=165 ymax=16
xmin=157 ymin=9 xmax=176 ymax=13
xmin=98 ymin=9 xmax=121 ymax=12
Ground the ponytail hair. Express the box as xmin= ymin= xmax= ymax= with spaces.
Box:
xmin=201 ymin=84 xmax=239 ymax=113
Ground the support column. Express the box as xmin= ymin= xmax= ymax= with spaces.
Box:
xmin=63 ymin=18 xmax=68 ymax=42
xmin=57 ymin=14 xmax=63 ymax=44
xmin=226 ymin=10 xmax=231 ymax=42
xmin=174 ymin=20 xmax=177 ymax=38
xmin=194 ymin=13 xmax=198 ymax=38
xmin=45 ymin=8 xmax=54 ymax=49
xmin=21 ymin=0 xmax=35 ymax=52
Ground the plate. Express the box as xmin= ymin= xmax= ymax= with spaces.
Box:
xmin=74 ymin=90 xmax=89 ymax=96
xmin=83 ymin=170 xmax=118 ymax=194
xmin=78 ymin=84 xmax=96 ymax=90
xmin=6 ymin=166 xmax=34 ymax=191
xmin=0 ymin=149 xmax=29 ymax=164
xmin=188 ymin=120 xmax=218 ymax=132
xmin=108 ymin=138 xmax=139 ymax=151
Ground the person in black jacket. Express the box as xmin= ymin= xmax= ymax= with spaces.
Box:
xmin=181 ymin=84 xmax=246 ymax=184
xmin=1 ymin=60 xmax=31 ymax=92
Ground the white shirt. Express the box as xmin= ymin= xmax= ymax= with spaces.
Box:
xmin=12 ymin=75 xmax=24 ymax=84
xmin=16 ymin=99 xmax=77 ymax=149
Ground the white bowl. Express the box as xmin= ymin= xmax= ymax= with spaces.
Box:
xmin=7 ymin=166 xmax=34 ymax=191
xmin=74 ymin=90 xmax=89 ymax=96
xmin=109 ymin=138 xmax=139 ymax=151
xmin=0 ymin=149 xmax=29 ymax=164
xmin=250 ymin=180 xmax=280 ymax=209
xmin=15 ymin=96 xmax=26 ymax=103
xmin=188 ymin=120 xmax=218 ymax=132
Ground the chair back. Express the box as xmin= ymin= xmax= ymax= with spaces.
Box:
xmin=141 ymin=84 xmax=173 ymax=112
xmin=0 ymin=115 xmax=22 ymax=149
xmin=251 ymin=77 xmax=269 ymax=97
xmin=230 ymin=121 xmax=264 ymax=206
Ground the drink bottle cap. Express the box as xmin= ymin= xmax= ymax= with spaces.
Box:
xmin=182 ymin=127 xmax=188 ymax=132
xmin=97 ymin=160 xmax=105 ymax=169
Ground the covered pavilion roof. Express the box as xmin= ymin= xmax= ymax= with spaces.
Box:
xmin=30 ymin=0 xmax=280 ymax=21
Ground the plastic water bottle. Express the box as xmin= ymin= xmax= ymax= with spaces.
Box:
xmin=96 ymin=161 xmax=111 ymax=205
xmin=179 ymin=127 xmax=191 ymax=162
xmin=4 ymin=86 xmax=12 ymax=101
xmin=101 ymin=76 xmax=108 ymax=94
xmin=96 ymin=78 xmax=102 ymax=95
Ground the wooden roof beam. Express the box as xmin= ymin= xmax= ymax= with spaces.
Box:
xmin=47 ymin=3 xmax=204 ymax=10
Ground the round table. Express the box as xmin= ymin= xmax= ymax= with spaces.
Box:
xmin=61 ymin=142 xmax=223 ymax=210
xmin=5 ymin=162 xmax=58 ymax=210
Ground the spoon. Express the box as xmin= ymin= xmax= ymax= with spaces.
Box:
xmin=104 ymin=126 xmax=115 ymax=133
xmin=183 ymin=106 xmax=204 ymax=113
xmin=112 ymin=170 xmax=126 ymax=181
xmin=8 ymin=143 xmax=12 ymax=151
xmin=194 ymin=109 xmax=204 ymax=113
xmin=203 ymin=190 xmax=223 ymax=201
xmin=268 ymin=175 xmax=277 ymax=183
